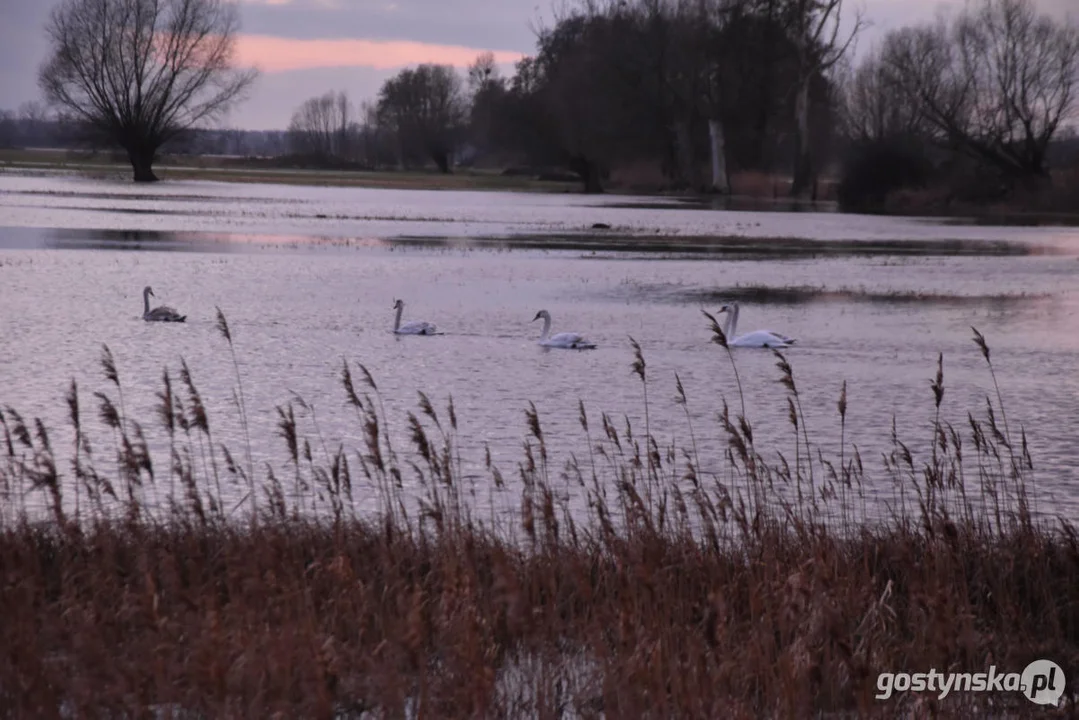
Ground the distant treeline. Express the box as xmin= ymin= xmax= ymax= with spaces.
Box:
xmin=280 ymin=0 xmax=1079 ymax=209
xmin=0 ymin=105 xmax=288 ymax=158
xmin=5 ymin=0 xmax=1077 ymax=210
xmin=285 ymin=0 xmax=849 ymax=195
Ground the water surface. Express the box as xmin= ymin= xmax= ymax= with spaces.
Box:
xmin=3 ymin=174 xmax=1078 ymax=521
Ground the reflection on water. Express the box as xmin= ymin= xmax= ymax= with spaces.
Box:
xmin=618 ymin=282 xmax=1055 ymax=307
xmin=0 ymin=226 xmax=1065 ymax=260
xmin=2 ymin=175 xmax=1079 ymax=524
xmin=4 ymin=173 xmax=1079 ymax=250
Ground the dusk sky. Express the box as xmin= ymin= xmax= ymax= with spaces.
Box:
xmin=0 ymin=0 xmax=1073 ymax=131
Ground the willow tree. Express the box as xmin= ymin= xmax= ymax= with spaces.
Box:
xmin=39 ymin=0 xmax=257 ymax=182
xmin=882 ymin=0 xmax=1079 ymax=182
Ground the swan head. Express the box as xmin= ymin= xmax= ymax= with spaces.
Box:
xmin=392 ymin=299 xmax=403 ymax=310
xmin=718 ymin=302 xmax=738 ymax=314
xmin=532 ymin=310 xmax=549 ymax=322
xmin=144 ymin=286 xmax=154 ymax=298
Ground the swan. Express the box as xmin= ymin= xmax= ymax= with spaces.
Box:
xmin=392 ymin=299 xmax=437 ymax=335
xmin=533 ymin=310 xmax=596 ymax=349
xmin=142 ymin=286 xmax=186 ymax=322
xmin=718 ymin=302 xmax=794 ymax=348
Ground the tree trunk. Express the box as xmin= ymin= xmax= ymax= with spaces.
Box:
xmin=432 ymin=150 xmax=451 ymax=174
xmin=673 ymin=120 xmax=698 ymax=190
xmin=790 ymin=79 xmax=812 ymax=198
xmin=128 ymin=146 xmax=159 ymax=183
xmin=708 ymin=120 xmax=730 ymax=194
xmin=569 ymin=155 xmax=603 ymax=194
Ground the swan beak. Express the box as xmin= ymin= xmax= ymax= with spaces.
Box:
xmin=532 ymin=313 xmax=540 ymax=321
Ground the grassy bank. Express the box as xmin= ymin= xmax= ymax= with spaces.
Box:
xmin=5 ymin=148 xmax=1079 ymax=228
xmin=0 ymin=147 xmax=580 ymax=193
xmin=1 ymin=314 xmax=1075 ymax=718
xmin=0 ymin=148 xmax=834 ymax=205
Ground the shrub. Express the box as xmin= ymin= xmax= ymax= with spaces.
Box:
xmin=837 ymin=136 xmax=933 ymax=213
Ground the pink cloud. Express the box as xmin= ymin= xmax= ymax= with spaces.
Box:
xmin=235 ymin=34 xmax=524 ymax=72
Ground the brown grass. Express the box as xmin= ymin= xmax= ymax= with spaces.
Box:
xmin=884 ymin=166 xmax=1079 ymax=226
xmin=607 ymin=160 xmax=670 ymax=192
xmin=0 ymin=316 xmax=1076 ymax=718
xmin=730 ymin=170 xmax=785 ymax=198
xmin=0 ymin=148 xmax=579 ymax=193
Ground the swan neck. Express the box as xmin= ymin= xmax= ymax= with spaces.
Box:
xmin=143 ymin=289 xmax=150 ymax=317
xmin=725 ymin=305 xmax=738 ymax=339
xmin=394 ymin=304 xmax=403 ymax=332
xmin=540 ymin=314 xmax=551 ymax=340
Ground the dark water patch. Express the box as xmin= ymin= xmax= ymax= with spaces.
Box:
xmin=389 ymin=233 xmax=1052 ymax=258
xmin=5 ymin=203 xmax=208 ymax=217
xmin=0 ymin=227 xmax=450 ymax=254
xmin=0 ymin=227 xmax=240 ymax=253
xmin=293 ymin=212 xmax=476 ymax=223
xmin=923 ymin=213 xmax=1079 ymax=228
xmin=600 ymin=196 xmax=841 ymax=213
xmin=0 ymin=225 xmax=1062 ymax=259
xmin=1 ymin=188 xmax=297 ymax=205
xmin=620 ymin=282 xmax=1054 ymax=307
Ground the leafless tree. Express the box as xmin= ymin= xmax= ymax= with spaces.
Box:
xmin=39 ymin=0 xmax=257 ymax=182
xmin=690 ymin=0 xmax=745 ymax=194
xmin=467 ymin=52 xmax=500 ymax=97
xmin=882 ymin=0 xmax=1079 ymax=179
xmin=377 ymin=64 xmax=466 ymax=173
xmin=837 ymin=48 xmax=925 ymax=142
xmin=18 ymin=101 xmax=50 ymax=126
xmin=287 ymin=91 xmax=353 ymax=161
xmin=0 ymin=110 xmax=16 ymax=148
xmin=786 ymin=0 xmax=864 ymax=196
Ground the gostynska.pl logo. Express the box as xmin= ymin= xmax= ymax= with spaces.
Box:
xmin=876 ymin=659 xmax=1064 ymax=706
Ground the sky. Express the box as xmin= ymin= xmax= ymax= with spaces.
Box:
xmin=0 ymin=0 xmax=1074 ymax=131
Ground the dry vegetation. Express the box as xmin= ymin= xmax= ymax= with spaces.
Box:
xmin=0 ymin=148 xmax=579 ymax=193
xmin=1 ymin=312 xmax=1076 ymax=718
xmin=673 ymin=284 xmax=1050 ymax=306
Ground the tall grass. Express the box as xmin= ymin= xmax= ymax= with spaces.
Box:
xmin=0 ymin=315 xmax=1074 ymax=718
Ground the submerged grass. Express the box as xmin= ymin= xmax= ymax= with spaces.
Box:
xmin=629 ymin=282 xmax=1053 ymax=307
xmin=0 ymin=314 xmax=1075 ymax=718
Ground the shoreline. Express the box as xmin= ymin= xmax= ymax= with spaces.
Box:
xmin=7 ymin=147 xmax=1079 ymax=228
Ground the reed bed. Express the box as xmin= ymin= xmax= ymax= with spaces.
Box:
xmin=0 ymin=311 xmax=1075 ymax=718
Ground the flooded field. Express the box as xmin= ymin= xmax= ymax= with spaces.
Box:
xmin=3 ymin=172 xmax=1079 ymax=520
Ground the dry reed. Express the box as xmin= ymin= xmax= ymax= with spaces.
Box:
xmin=0 ymin=317 xmax=1075 ymax=718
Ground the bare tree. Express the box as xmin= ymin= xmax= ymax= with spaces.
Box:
xmin=883 ymin=0 xmax=1079 ymax=180
xmin=956 ymin=0 xmax=1078 ymax=177
xmin=39 ymin=0 xmax=257 ymax=182
xmin=18 ymin=101 xmax=50 ymax=127
xmin=0 ymin=110 xmax=16 ymax=148
xmin=288 ymin=91 xmax=353 ymax=161
xmin=692 ymin=0 xmax=743 ymax=194
xmin=467 ymin=51 xmax=500 ymax=97
xmin=467 ymin=52 xmax=508 ymax=162
xmin=838 ymin=48 xmax=925 ymax=142
xmin=786 ymin=0 xmax=863 ymax=197
xmin=377 ymin=64 xmax=466 ymax=173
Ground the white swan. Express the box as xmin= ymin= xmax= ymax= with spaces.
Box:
xmin=393 ymin=299 xmax=437 ymax=335
xmin=142 ymin=286 xmax=186 ymax=322
xmin=533 ymin=310 xmax=596 ymax=349
xmin=718 ymin=302 xmax=794 ymax=348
